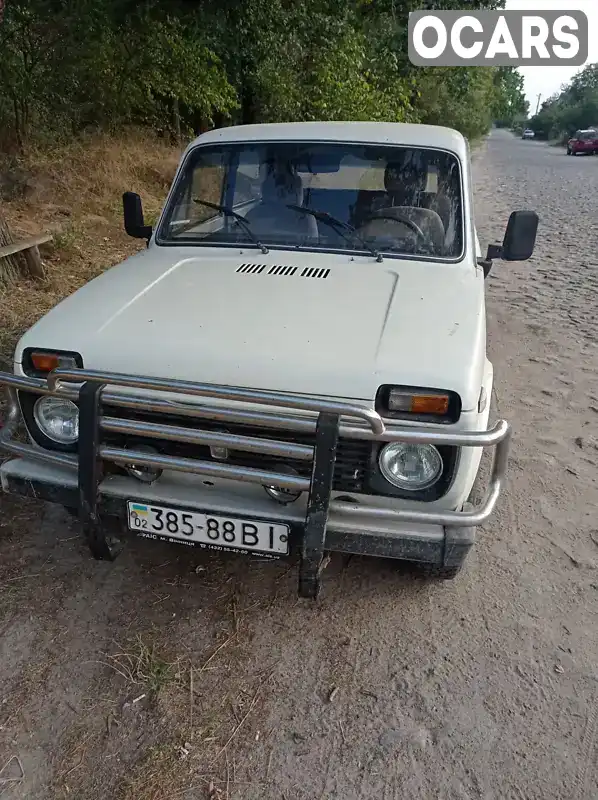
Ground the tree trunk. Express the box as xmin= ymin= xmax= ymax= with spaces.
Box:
xmin=173 ymin=97 xmax=182 ymax=146
xmin=0 ymin=215 xmax=23 ymax=287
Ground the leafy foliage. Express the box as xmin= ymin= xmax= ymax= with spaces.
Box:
xmin=529 ymin=63 xmax=598 ymax=142
xmin=0 ymin=0 xmax=522 ymax=148
xmin=492 ymin=67 xmax=528 ymax=127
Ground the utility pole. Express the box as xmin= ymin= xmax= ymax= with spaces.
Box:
xmin=535 ymin=94 xmax=542 ymax=115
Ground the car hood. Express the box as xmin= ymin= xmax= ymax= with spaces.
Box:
xmin=16 ymin=247 xmax=486 ymax=410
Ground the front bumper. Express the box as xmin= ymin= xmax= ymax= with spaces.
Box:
xmin=0 ymin=368 xmax=511 ymax=597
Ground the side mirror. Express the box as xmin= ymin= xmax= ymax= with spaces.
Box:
xmin=123 ymin=191 xmax=152 ymax=241
xmin=501 ymin=210 xmax=539 ymax=261
xmin=480 ymin=210 xmax=539 ymax=277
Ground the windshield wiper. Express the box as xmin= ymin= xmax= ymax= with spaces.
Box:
xmin=193 ymin=199 xmax=269 ymax=254
xmin=286 ymin=205 xmax=382 ymax=262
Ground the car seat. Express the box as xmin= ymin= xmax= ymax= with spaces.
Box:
xmin=243 ymin=164 xmax=319 ymax=241
xmin=356 ymin=159 xmax=446 ymax=254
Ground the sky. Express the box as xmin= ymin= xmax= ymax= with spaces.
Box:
xmin=505 ymin=0 xmax=598 ymax=113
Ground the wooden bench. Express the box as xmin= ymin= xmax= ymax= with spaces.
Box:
xmin=0 ymin=233 xmax=52 ymax=279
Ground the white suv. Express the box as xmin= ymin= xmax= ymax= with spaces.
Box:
xmin=0 ymin=122 xmax=538 ymax=597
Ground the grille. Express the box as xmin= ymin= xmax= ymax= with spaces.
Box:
xmin=101 ymin=404 xmax=371 ymax=492
xmin=16 ymin=388 xmax=458 ymax=501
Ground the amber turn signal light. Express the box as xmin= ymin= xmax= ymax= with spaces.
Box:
xmin=387 ymin=389 xmax=450 ymax=415
xmin=376 ymin=385 xmax=460 ymax=422
xmin=30 ymin=352 xmax=60 ymax=372
xmin=29 ymin=352 xmax=78 ymax=373
xmin=410 ymin=394 xmax=450 ymax=415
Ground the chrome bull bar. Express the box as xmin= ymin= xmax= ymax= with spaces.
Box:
xmin=0 ymin=368 xmax=510 ymax=597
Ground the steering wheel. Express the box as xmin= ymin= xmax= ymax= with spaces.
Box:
xmin=357 ymin=209 xmax=430 ymax=248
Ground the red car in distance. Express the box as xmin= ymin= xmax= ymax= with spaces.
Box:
xmin=567 ymin=129 xmax=598 ymax=156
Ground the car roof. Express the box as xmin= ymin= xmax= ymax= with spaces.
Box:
xmin=184 ymin=121 xmax=468 ymax=159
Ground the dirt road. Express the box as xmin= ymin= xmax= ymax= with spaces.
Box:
xmin=1 ymin=129 xmax=597 ymax=799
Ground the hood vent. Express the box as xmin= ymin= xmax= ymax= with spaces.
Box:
xmin=236 ymin=263 xmax=330 ymax=279
xmin=268 ymin=264 xmax=297 ymax=276
xmin=237 ymin=263 xmax=267 ymax=274
xmin=301 ymin=267 xmax=330 ymax=279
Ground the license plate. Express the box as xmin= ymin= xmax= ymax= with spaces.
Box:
xmin=127 ymin=502 xmax=290 ymax=556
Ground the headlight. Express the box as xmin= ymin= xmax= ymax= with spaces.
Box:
xmin=378 ymin=443 xmax=442 ymax=490
xmin=33 ymin=397 xmax=79 ymax=444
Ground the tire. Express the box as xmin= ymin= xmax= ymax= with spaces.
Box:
xmin=416 ymin=562 xmax=463 ymax=580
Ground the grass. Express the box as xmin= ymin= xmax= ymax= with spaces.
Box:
xmin=100 ymin=634 xmax=178 ymax=695
xmin=49 ymin=619 xmax=269 ymax=799
xmin=0 ymin=128 xmax=183 ymax=365
xmin=119 ymin=744 xmax=191 ymax=800
xmin=0 ymin=533 xmax=276 ymax=800
xmin=51 ymin=220 xmax=83 ymax=253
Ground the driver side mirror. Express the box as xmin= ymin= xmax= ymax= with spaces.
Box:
xmin=123 ymin=191 xmax=152 ymax=241
xmin=480 ymin=210 xmax=539 ymax=277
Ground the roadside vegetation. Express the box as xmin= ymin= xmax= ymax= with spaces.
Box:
xmin=526 ymin=63 xmax=598 ymax=143
xmin=0 ymin=0 xmax=525 ymax=150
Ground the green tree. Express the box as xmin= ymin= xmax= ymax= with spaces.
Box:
xmin=492 ymin=67 xmax=528 ymax=127
xmin=0 ymin=0 xmax=527 ymax=148
xmin=0 ymin=0 xmax=238 ymax=147
xmin=529 ymin=63 xmax=598 ymax=140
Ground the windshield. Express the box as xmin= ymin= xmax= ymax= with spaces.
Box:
xmin=158 ymin=142 xmax=464 ymax=259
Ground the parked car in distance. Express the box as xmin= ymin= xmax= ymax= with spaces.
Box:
xmin=0 ymin=121 xmax=540 ymax=599
xmin=567 ymin=129 xmax=598 ymax=155
xmin=521 ymin=129 xmax=535 ymax=140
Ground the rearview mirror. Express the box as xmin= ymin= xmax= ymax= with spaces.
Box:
xmin=501 ymin=210 xmax=539 ymax=261
xmin=481 ymin=210 xmax=539 ymax=276
xmin=123 ymin=191 xmax=152 ymax=241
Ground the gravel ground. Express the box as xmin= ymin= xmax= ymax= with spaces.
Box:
xmin=0 ymin=128 xmax=597 ymax=799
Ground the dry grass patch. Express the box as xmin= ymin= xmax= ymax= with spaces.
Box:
xmin=100 ymin=634 xmax=179 ymax=696
xmin=0 ymin=129 xmax=183 ymax=364
xmin=119 ymin=743 xmax=194 ymax=800
xmin=3 ymin=129 xmax=181 ymax=231
xmin=0 ymin=659 xmax=54 ymax=734
xmin=49 ymin=627 xmax=265 ymax=799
